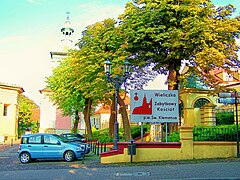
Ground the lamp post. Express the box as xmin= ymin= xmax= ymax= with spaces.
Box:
xmin=104 ymin=58 xmax=131 ymax=150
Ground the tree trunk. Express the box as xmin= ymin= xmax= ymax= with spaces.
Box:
xmin=167 ymin=62 xmax=180 ymax=90
xmin=167 ymin=61 xmax=180 ymax=133
xmin=118 ymin=94 xmax=132 ymax=141
xmin=83 ymin=98 xmax=93 ymax=139
xmin=72 ymin=110 xmax=79 ymax=133
xmin=109 ymin=94 xmax=115 ymax=138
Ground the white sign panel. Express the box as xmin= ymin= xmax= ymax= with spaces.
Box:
xmin=130 ymin=90 xmax=179 ymax=123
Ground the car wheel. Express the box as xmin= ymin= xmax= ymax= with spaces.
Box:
xmin=64 ymin=151 xmax=75 ymax=162
xmin=19 ymin=152 xmax=31 ymax=164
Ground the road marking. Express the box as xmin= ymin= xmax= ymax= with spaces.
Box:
xmin=115 ymin=172 xmax=150 ymax=177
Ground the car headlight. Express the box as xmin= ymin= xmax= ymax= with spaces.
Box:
xmin=76 ymin=146 xmax=84 ymax=151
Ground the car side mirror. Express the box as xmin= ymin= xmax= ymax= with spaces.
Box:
xmin=57 ymin=141 xmax=61 ymax=145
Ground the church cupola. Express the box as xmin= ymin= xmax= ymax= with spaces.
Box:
xmin=61 ymin=11 xmax=74 ymax=43
xmin=50 ymin=12 xmax=75 ymax=66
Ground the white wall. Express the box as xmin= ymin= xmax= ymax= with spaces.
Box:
xmin=39 ymin=91 xmax=56 ymax=132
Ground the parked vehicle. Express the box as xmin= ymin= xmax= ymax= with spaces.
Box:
xmin=60 ymin=133 xmax=90 ymax=154
xmin=60 ymin=133 xmax=85 ymax=142
xmin=18 ymin=133 xmax=85 ymax=164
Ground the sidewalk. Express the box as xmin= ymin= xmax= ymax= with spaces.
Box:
xmin=0 ymin=140 xmax=20 ymax=153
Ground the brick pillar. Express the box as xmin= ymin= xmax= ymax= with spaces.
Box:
xmin=179 ymin=125 xmax=194 ymax=160
xmin=201 ymin=103 xmax=216 ymax=126
xmin=183 ymin=108 xmax=195 ymax=126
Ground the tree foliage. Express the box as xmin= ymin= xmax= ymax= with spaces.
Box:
xmin=18 ymin=94 xmax=39 ymax=137
xmin=119 ymin=0 xmax=240 ymax=90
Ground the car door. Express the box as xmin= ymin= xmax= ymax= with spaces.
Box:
xmin=27 ymin=135 xmax=43 ymax=158
xmin=43 ymin=135 xmax=62 ymax=158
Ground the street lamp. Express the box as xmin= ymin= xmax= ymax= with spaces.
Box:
xmin=104 ymin=57 xmax=131 ymax=150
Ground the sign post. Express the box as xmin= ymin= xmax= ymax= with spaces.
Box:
xmin=234 ymin=92 xmax=240 ymax=158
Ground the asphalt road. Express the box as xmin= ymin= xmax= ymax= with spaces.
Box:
xmin=1 ymin=144 xmax=240 ymax=180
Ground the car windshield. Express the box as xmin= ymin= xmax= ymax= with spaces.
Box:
xmin=53 ymin=134 xmax=71 ymax=143
xmin=66 ymin=134 xmax=83 ymax=140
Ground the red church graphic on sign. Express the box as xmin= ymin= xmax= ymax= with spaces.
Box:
xmin=132 ymin=94 xmax=152 ymax=115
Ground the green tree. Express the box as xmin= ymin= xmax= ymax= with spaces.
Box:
xmin=79 ymin=20 xmax=159 ymax=140
xmin=119 ymin=0 xmax=240 ymax=90
xmin=47 ymin=19 xmax=121 ymax=138
xmin=46 ymin=59 xmax=85 ymax=134
xmin=74 ymin=18 xmax=133 ymax=140
xmin=18 ymin=94 xmax=39 ymax=137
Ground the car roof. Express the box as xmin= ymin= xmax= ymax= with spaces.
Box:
xmin=21 ymin=133 xmax=58 ymax=137
xmin=61 ymin=133 xmax=83 ymax=135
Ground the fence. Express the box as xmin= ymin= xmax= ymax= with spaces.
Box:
xmin=89 ymin=140 xmax=109 ymax=156
xmin=193 ymin=126 xmax=239 ymax=141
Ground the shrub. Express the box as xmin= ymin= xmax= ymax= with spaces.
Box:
xmin=130 ymin=124 xmax=150 ymax=139
xmin=162 ymin=131 xmax=180 ymax=142
xmin=89 ymin=124 xmax=150 ymax=143
xmin=193 ymin=124 xmax=238 ymax=141
xmin=216 ymin=111 xmax=234 ymax=125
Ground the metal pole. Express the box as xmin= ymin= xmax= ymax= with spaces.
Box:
xmin=141 ymin=122 xmax=144 ymax=142
xmin=113 ymin=75 xmax=119 ymax=150
xmin=235 ymin=91 xmax=239 ymax=158
xmin=104 ymin=141 xmax=106 ymax=152
xmin=166 ymin=123 xmax=168 ymax=142
xmin=97 ymin=141 xmax=99 ymax=155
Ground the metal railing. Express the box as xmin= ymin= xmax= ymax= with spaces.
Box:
xmin=89 ymin=140 xmax=108 ymax=156
xmin=193 ymin=126 xmax=238 ymax=141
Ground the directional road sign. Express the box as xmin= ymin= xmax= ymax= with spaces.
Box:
xmin=218 ymin=92 xmax=240 ymax=98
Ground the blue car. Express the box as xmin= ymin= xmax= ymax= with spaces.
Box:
xmin=18 ymin=133 xmax=85 ymax=164
xmin=60 ymin=133 xmax=90 ymax=154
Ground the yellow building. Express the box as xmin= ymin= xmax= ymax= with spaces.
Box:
xmin=179 ymin=65 xmax=240 ymax=127
xmin=0 ymin=83 xmax=24 ymax=141
xmin=150 ymin=66 xmax=240 ymax=141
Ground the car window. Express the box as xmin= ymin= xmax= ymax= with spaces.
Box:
xmin=76 ymin=134 xmax=84 ymax=139
xmin=53 ymin=134 xmax=70 ymax=143
xmin=28 ymin=135 xmax=42 ymax=144
xmin=66 ymin=134 xmax=83 ymax=140
xmin=66 ymin=134 xmax=76 ymax=140
xmin=21 ymin=137 xmax=28 ymax=144
xmin=44 ymin=135 xmax=59 ymax=144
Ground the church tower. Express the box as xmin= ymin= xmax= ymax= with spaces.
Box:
xmin=50 ymin=12 xmax=75 ymax=67
xmin=39 ymin=12 xmax=75 ymax=133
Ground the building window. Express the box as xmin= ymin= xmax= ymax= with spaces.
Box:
xmin=223 ymin=72 xmax=234 ymax=82
xmin=193 ymin=98 xmax=210 ymax=108
xmin=3 ymin=104 xmax=9 ymax=116
xmin=228 ymin=74 xmax=233 ymax=81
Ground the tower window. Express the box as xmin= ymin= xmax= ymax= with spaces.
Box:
xmin=3 ymin=104 xmax=9 ymax=116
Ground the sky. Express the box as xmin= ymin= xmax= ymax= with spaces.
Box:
xmin=0 ymin=0 xmax=239 ymax=105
